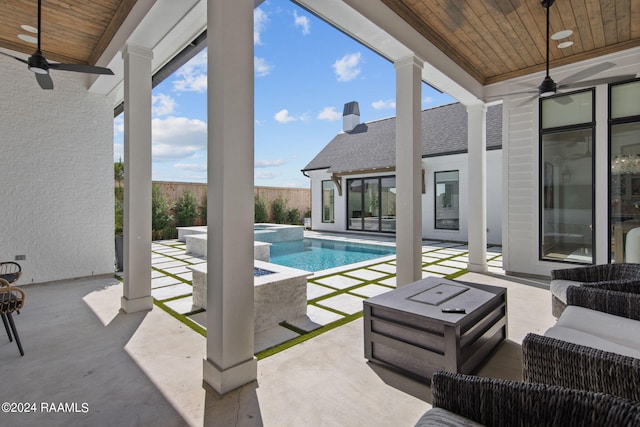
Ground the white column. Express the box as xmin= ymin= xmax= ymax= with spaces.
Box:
xmin=121 ymin=44 xmax=153 ymax=313
xmin=395 ymin=56 xmax=423 ymax=286
xmin=203 ymin=0 xmax=257 ymax=394
xmin=466 ymin=103 xmax=488 ymax=272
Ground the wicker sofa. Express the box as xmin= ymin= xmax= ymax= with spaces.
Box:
xmin=549 ymin=263 xmax=640 ymax=317
xmin=415 ymin=371 xmax=640 ymax=426
xmin=523 ymin=284 xmax=640 ymax=402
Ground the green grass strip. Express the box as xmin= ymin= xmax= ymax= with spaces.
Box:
xmin=154 ymin=299 xmax=206 ymax=337
xmin=255 ymin=312 xmax=363 ymax=360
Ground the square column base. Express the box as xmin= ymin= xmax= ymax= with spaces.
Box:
xmin=203 ymin=356 xmax=257 ymax=395
xmin=467 ymin=262 xmax=488 ymax=273
xmin=121 ymin=295 xmax=153 ymax=313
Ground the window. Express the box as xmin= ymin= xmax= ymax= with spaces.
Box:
xmin=435 ymin=171 xmax=459 ymax=230
xmin=609 ymin=78 xmax=640 ymax=263
xmin=347 ymin=176 xmax=396 ymax=232
xmin=540 ymin=89 xmax=594 ymax=264
xmin=321 ymin=180 xmax=335 ymax=223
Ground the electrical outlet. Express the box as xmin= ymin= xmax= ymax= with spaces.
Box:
xmin=15 ymin=255 xmax=26 ymax=261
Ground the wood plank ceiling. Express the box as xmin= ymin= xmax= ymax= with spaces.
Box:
xmin=0 ymin=0 xmax=638 ymax=85
xmin=380 ymin=0 xmax=640 ymax=85
xmin=0 ymin=0 xmax=137 ymax=65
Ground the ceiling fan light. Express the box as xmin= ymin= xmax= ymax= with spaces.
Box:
xmin=539 ymin=76 xmax=557 ymax=97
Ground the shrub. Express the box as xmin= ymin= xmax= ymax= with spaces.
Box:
xmin=152 ymin=184 xmax=173 ymax=233
xmin=114 ymin=187 xmax=124 ymax=234
xmin=271 ymin=196 xmax=287 ymax=224
xmin=255 ymin=195 xmax=269 ymax=223
xmin=286 ymin=208 xmax=301 ymax=225
xmin=174 ymin=189 xmax=199 ymax=226
xmin=200 ymin=193 xmax=207 ymax=225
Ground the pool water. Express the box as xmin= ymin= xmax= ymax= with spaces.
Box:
xmin=269 ymin=238 xmax=396 ymax=272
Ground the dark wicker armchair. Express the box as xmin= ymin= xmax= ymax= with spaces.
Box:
xmin=415 ymin=371 xmax=640 ymax=426
xmin=550 ymin=263 xmax=640 ymax=317
xmin=523 ymin=284 xmax=640 ymax=402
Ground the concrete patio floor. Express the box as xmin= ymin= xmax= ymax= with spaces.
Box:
xmin=0 ymin=240 xmax=555 ymax=426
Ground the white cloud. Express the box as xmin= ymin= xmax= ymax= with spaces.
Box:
xmin=372 ymin=99 xmax=396 ymax=110
xmin=152 ymin=116 xmax=207 ymax=161
xmin=152 ymin=93 xmax=176 ymax=116
xmin=273 ymin=109 xmax=309 ymax=124
xmin=255 ymin=56 xmax=273 ymax=77
xmin=255 ymin=170 xmax=281 ymax=180
xmin=332 ymin=52 xmax=362 ymax=82
xmin=113 ymin=116 xmax=124 ymax=135
xmin=254 ymin=8 xmax=268 ymax=45
xmin=293 ymin=10 xmax=310 ymax=35
xmin=317 ymin=106 xmax=342 ymax=121
xmin=173 ymin=51 xmax=207 ymax=93
xmin=255 ymin=159 xmax=286 ymax=168
xmin=174 ymin=163 xmax=206 ymax=172
xmin=423 ymin=96 xmax=434 ymax=105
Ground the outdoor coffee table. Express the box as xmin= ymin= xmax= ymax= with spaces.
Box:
xmin=363 ymin=277 xmax=507 ymax=381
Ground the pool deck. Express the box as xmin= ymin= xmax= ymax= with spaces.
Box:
xmin=142 ymin=231 xmax=508 ymax=353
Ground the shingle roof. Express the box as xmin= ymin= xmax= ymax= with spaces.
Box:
xmin=302 ymin=102 xmax=502 ymax=174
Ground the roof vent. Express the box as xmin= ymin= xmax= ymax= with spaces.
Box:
xmin=343 ymin=101 xmax=360 ymax=133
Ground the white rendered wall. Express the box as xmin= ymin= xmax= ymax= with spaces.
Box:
xmin=0 ymin=55 xmax=114 ymax=284
xmin=422 ymin=150 xmax=502 ymax=246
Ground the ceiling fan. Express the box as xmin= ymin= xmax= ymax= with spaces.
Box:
xmin=0 ymin=0 xmax=113 ymax=90
xmin=485 ymin=0 xmax=635 ymax=102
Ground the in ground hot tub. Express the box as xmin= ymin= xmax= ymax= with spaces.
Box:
xmin=189 ymin=260 xmax=310 ymax=333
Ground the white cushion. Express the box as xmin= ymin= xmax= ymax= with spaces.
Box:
xmin=545 ymin=306 xmax=640 ymax=359
xmin=545 ymin=325 xmax=640 ymax=359
xmin=550 ymin=279 xmax=581 ymax=303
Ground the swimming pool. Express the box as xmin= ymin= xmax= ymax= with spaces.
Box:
xmin=268 ymin=238 xmax=396 ymax=272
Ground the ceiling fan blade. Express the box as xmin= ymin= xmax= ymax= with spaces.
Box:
xmin=557 ymin=62 xmax=616 ymax=86
xmin=35 ymin=72 xmax=53 ymax=90
xmin=559 ymin=74 xmax=637 ymax=90
xmin=0 ymin=51 xmax=28 ymax=65
xmin=49 ymin=62 xmax=114 ymax=75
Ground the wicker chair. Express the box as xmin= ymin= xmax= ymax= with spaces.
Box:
xmin=550 ymin=263 xmax=640 ymax=317
xmin=0 ymin=261 xmax=22 ymax=285
xmin=415 ymin=371 xmax=640 ymax=426
xmin=0 ymin=278 xmax=26 ymax=356
xmin=523 ymin=284 xmax=640 ymax=402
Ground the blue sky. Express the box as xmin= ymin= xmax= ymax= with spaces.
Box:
xmin=113 ymin=0 xmax=455 ymax=188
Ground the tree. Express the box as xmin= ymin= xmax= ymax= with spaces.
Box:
xmin=152 ymin=184 xmax=173 ymax=233
xmin=114 ymin=158 xmax=124 ymax=188
xmin=174 ymin=189 xmax=199 ymax=226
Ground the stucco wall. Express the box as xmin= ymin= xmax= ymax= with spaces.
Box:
xmin=0 ymin=55 xmax=114 ymax=284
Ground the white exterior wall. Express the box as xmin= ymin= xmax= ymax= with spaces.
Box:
xmin=306 ymin=149 xmax=503 ymax=245
xmin=0 ymin=55 xmax=114 ymax=284
xmin=423 ymin=150 xmax=502 ymax=245
xmin=501 ymin=47 xmax=640 ymax=277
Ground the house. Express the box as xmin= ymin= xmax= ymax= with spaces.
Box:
xmin=1 ymin=0 xmax=638 ymax=396
xmin=302 ymin=101 xmax=504 ymax=245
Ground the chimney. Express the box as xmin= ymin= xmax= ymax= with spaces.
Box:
xmin=343 ymin=101 xmax=360 ymax=133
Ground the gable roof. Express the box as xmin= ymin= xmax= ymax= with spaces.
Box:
xmin=302 ymin=102 xmax=502 ymax=174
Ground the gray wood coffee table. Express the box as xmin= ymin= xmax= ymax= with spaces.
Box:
xmin=363 ymin=277 xmax=507 ymax=381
